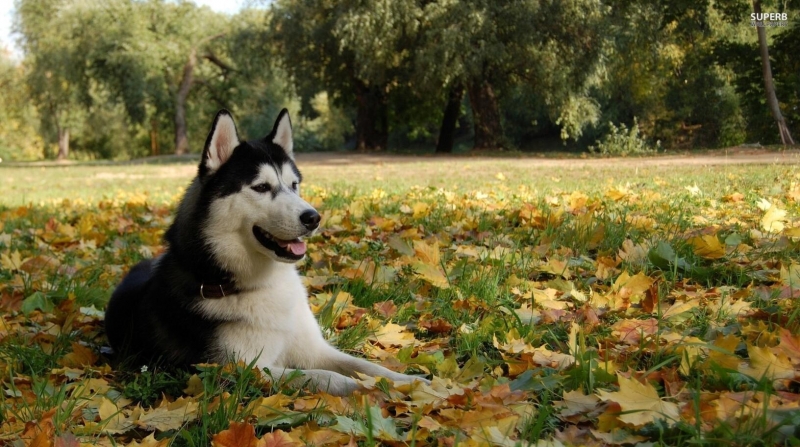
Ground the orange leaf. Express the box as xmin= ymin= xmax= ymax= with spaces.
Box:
xmin=257 ymin=430 xmax=301 ymax=447
xmin=722 ymin=192 xmax=744 ymax=202
xmin=54 ymin=434 xmax=80 ymax=447
xmin=59 ymin=342 xmax=97 ymax=368
xmin=372 ymin=300 xmax=397 ymax=318
xmin=212 ymin=421 xmax=259 ymax=447
xmin=611 ymin=318 xmax=658 ymax=345
xmin=779 ymin=328 xmax=800 ymax=364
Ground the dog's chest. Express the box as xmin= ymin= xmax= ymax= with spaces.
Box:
xmin=195 ymin=273 xmax=318 ymax=365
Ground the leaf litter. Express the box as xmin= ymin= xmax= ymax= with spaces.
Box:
xmin=0 ymin=167 xmax=799 ymax=445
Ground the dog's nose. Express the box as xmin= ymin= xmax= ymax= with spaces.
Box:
xmin=300 ymin=210 xmax=321 ymax=230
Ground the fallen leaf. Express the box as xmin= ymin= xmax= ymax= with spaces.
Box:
xmin=688 ymin=234 xmax=725 ymax=259
xmin=596 ymin=375 xmax=680 ymax=427
xmin=738 ymin=344 xmax=796 ymax=381
xmin=369 ymin=322 xmax=418 ymax=348
xmin=212 ymin=421 xmax=260 ymax=447
xmin=761 ymin=205 xmax=787 ymax=233
xmin=136 ymin=397 xmax=199 ymax=432
xmin=258 ymin=430 xmax=301 ymax=447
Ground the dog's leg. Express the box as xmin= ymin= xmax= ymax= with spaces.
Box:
xmin=313 ymin=345 xmax=431 ymax=385
xmin=259 ymin=364 xmax=360 ymax=396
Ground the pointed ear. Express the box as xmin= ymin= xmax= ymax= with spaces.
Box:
xmin=270 ymin=108 xmax=293 ymax=159
xmin=201 ymin=110 xmax=240 ymax=176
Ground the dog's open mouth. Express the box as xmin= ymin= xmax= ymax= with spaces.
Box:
xmin=253 ymin=226 xmax=307 ymax=260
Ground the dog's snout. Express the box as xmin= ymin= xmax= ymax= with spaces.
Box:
xmin=300 ymin=210 xmax=321 ymax=230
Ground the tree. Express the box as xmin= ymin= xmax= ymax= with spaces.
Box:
xmin=752 ymin=0 xmax=794 ymax=145
xmin=715 ymin=0 xmax=798 ymax=146
xmin=0 ymin=47 xmax=44 ymax=161
xmin=271 ymin=0 xmax=383 ymax=150
xmin=77 ymin=0 xmax=231 ymax=155
xmin=15 ymin=0 xmax=91 ymax=160
xmin=435 ymin=83 xmax=464 ymax=153
xmin=411 ymin=1 xmax=607 ymax=150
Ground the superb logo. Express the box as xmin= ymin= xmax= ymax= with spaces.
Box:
xmin=750 ymin=12 xmax=788 ymax=21
xmin=750 ymin=12 xmax=789 ymax=27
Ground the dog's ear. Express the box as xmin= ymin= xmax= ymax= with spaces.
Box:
xmin=269 ymin=108 xmax=293 ymax=159
xmin=201 ymin=110 xmax=240 ymax=176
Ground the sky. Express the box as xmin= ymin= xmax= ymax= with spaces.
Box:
xmin=1 ymin=0 xmax=245 ymax=60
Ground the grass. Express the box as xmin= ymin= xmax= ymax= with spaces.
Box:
xmin=0 ymin=154 xmax=799 ymax=445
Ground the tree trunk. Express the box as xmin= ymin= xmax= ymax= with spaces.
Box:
xmin=753 ymin=0 xmax=795 ymax=145
xmin=56 ymin=126 xmax=69 ymax=160
xmin=150 ymin=118 xmax=160 ymax=156
xmin=174 ymin=47 xmax=197 ymax=155
xmin=467 ymin=80 xmax=504 ymax=150
xmin=436 ymin=83 xmax=464 ymax=153
xmin=354 ymin=80 xmax=388 ymax=151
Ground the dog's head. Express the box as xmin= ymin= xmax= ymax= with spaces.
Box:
xmin=197 ymin=109 xmax=319 ymax=267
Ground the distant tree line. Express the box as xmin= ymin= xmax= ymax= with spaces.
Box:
xmin=0 ymin=0 xmax=797 ymax=161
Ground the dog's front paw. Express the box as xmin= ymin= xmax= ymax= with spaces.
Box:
xmin=412 ymin=375 xmax=432 ymax=386
xmin=316 ymin=371 xmax=360 ymax=396
xmin=388 ymin=372 xmax=431 ymax=386
xmin=325 ymin=376 xmax=360 ymax=396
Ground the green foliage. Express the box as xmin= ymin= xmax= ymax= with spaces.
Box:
xmin=2 ymin=0 xmax=799 ymax=159
xmin=0 ymin=50 xmax=44 ymax=161
xmin=121 ymin=368 xmax=190 ymax=407
xmin=590 ymin=119 xmax=661 ymax=156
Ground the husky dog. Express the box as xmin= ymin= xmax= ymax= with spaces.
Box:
xmin=105 ymin=109 xmax=427 ymax=395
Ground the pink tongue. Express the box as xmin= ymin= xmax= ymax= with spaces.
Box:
xmin=288 ymin=240 xmax=307 ymax=255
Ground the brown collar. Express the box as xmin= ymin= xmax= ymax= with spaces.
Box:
xmin=200 ymin=282 xmax=239 ymax=299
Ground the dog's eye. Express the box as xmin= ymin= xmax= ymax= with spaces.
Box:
xmin=251 ymin=183 xmax=271 ymax=193
xmin=291 ymin=182 xmax=299 ymax=191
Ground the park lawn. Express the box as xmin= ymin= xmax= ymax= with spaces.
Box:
xmin=0 ymin=157 xmax=799 ymax=446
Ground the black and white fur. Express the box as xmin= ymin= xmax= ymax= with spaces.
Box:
xmin=105 ymin=109 xmax=427 ymax=395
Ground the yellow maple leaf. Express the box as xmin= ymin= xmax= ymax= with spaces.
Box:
xmin=530 ymin=345 xmax=575 ymax=370
xmin=183 ymin=374 xmax=204 ymax=396
xmin=555 ymin=389 xmax=601 ymax=419
xmin=618 ymin=239 xmax=649 ymax=264
xmin=348 ymin=200 xmax=365 ymax=219
xmin=590 ymin=429 xmax=647 ymax=445
xmin=688 ymin=234 xmax=725 ymax=259
xmin=780 ymin=263 xmax=800 ymax=287
xmin=568 ymin=322 xmax=580 ymax=357
xmin=613 ymin=271 xmax=654 ymax=301
xmin=596 ymin=376 xmax=680 ymax=427
xmin=412 ymin=240 xmax=441 ymax=265
xmin=369 ymin=322 xmax=418 ymax=348
xmin=136 ymin=397 xmax=199 ymax=432
xmin=605 ymin=185 xmax=631 ymax=201
xmin=411 ymin=202 xmax=430 ymax=219
xmin=409 ymin=376 xmax=466 ymax=406
xmin=247 ymin=394 xmax=294 ymax=422
xmin=123 ymin=433 xmax=170 ymax=447
xmin=493 ymin=333 xmax=533 ymax=354
xmin=413 ymin=261 xmax=450 ymax=289
xmin=540 ymin=258 xmax=572 ymax=279
xmin=94 ymin=397 xmax=142 ymax=435
xmin=761 ymin=204 xmax=787 ymax=233
xmin=706 ymin=334 xmax=741 ymax=370
xmin=0 ymin=250 xmax=23 ymax=270
xmin=738 ymin=345 xmax=796 ymax=381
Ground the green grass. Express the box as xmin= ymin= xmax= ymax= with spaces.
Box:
xmin=0 ymin=156 xmax=798 ymax=445
xmin=1 ymin=152 xmax=794 ymax=206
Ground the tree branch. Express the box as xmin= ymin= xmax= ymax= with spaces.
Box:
xmin=203 ymin=51 xmax=236 ymax=73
